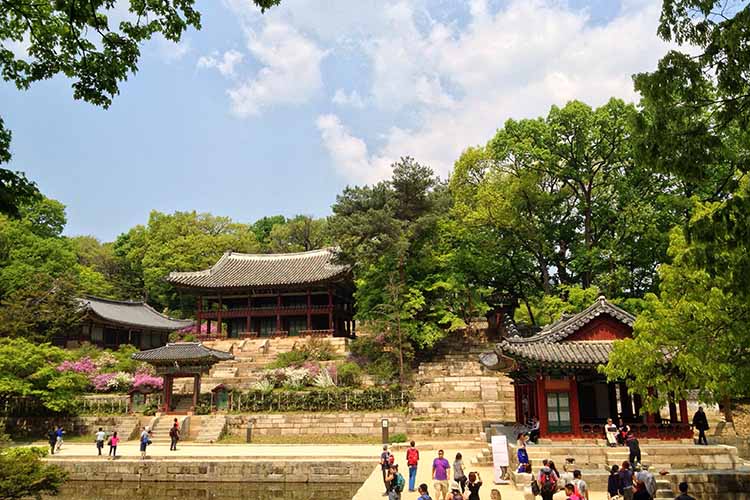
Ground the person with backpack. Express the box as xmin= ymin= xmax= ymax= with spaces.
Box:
xmin=47 ymin=428 xmax=57 ymax=455
xmin=452 ymin=452 xmax=466 ymax=493
xmin=169 ymin=422 xmax=180 ymax=451
xmin=564 ymin=483 xmax=583 ymax=500
xmin=573 ymin=470 xmax=589 ymax=500
xmin=635 ymin=465 xmax=656 ymax=499
xmin=406 ymin=441 xmax=420 ymax=492
xmin=619 ymin=461 xmax=635 ymax=500
xmin=380 ymin=444 xmax=392 ymax=495
xmin=626 ymin=433 xmax=641 ymax=466
xmin=537 ymin=459 xmax=559 ymax=500
xmin=386 ymin=463 xmax=405 ymax=500
xmin=417 ymin=483 xmax=433 ymax=500
xmin=140 ymin=426 xmax=151 ymax=460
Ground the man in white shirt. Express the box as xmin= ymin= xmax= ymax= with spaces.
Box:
xmin=95 ymin=427 xmax=107 ymax=456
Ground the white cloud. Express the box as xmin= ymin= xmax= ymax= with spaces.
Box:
xmin=197 ymin=50 xmax=244 ymax=77
xmin=332 ymin=89 xmax=365 ymax=108
xmin=227 ymin=22 xmax=326 ymax=117
xmin=156 ymin=36 xmax=191 ymax=63
xmin=316 ymin=114 xmax=392 ymax=183
xmin=317 ymin=0 xmax=673 ymax=181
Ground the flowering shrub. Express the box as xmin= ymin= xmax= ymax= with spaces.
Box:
xmin=94 ymin=352 xmax=117 ymax=369
xmin=56 ymin=357 xmax=97 ymax=374
xmin=281 ymin=367 xmax=309 ymax=390
xmin=91 ymin=372 xmax=133 ymax=392
xmin=132 ymin=372 xmax=163 ymax=392
xmin=313 ymin=369 xmax=335 ymax=388
xmin=252 ymin=379 xmax=274 ymax=393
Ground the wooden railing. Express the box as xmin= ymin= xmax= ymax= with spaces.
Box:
xmin=299 ymin=329 xmax=334 ymax=337
xmin=578 ymin=422 xmax=692 ymax=440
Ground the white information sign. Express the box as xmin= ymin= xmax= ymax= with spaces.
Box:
xmin=490 ymin=434 xmax=509 ymax=484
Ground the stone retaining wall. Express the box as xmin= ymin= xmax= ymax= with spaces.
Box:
xmin=47 ymin=458 xmax=375 ymax=483
xmin=1 ymin=415 xmax=140 ymax=440
xmin=226 ymin=413 xmax=408 ymax=437
xmin=669 ymin=471 xmax=750 ymax=500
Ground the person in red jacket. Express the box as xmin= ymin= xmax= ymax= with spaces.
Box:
xmin=406 ymin=440 xmax=420 ymax=492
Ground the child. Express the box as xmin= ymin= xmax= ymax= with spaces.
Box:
xmin=418 ymin=483 xmax=433 ymax=500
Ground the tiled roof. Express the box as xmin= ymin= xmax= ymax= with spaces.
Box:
xmin=80 ymin=296 xmax=193 ymax=331
xmin=131 ymin=342 xmax=234 ymax=364
xmin=506 ymin=296 xmax=634 ymax=345
xmin=498 ymin=339 xmax=614 ymax=368
xmin=167 ymin=248 xmax=349 ymax=289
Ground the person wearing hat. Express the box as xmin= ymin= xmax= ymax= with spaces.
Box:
xmin=449 ymin=481 xmax=463 ymax=500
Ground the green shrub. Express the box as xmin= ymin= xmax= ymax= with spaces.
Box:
xmin=337 ymin=362 xmax=362 ymax=387
xmin=268 ymin=349 xmax=309 ymax=368
xmin=267 ymin=339 xmax=337 ymax=368
xmin=227 ymin=387 xmax=411 ymax=413
xmin=142 ymin=401 xmax=159 ymax=416
xmin=0 ymin=447 xmax=67 ymax=499
xmin=390 ymin=432 xmax=407 ymax=443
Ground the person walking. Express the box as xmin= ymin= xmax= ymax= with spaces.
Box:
xmin=627 ymin=433 xmax=641 ymax=466
xmin=380 ymin=444 xmax=393 ymax=495
xmin=517 ymin=434 xmax=531 ymax=473
xmin=406 ymin=440 xmax=420 ymax=492
xmin=95 ymin=427 xmax=106 ymax=456
xmin=564 ymin=483 xmax=583 ymax=500
xmin=47 ymin=428 xmax=57 ymax=455
xmin=607 ymin=464 xmax=622 ymax=500
xmin=452 ymin=452 xmax=466 ymax=493
xmin=619 ymin=461 xmax=635 ymax=500
xmin=692 ymin=407 xmax=709 ymax=445
xmin=417 ymin=483 xmax=433 ymax=500
xmin=538 ymin=459 xmax=559 ymax=500
xmin=169 ymin=422 xmax=180 ymax=451
xmin=386 ymin=463 xmax=405 ymax=500
xmin=674 ymin=482 xmax=696 ymax=500
xmin=636 ymin=465 xmax=656 ymax=499
xmin=432 ymin=449 xmax=451 ymax=500
xmin=466 ymin=471 xmax=482 ymax=500
xmin=108 ymin=431 xmax=119 ymax=460
xmin=54 ymin=425 xmax=64 ymax=453
xmin=573 ymin=470 xmax=589 ymax=500
xmin=139 ymin=426 xmax=151 ymax=460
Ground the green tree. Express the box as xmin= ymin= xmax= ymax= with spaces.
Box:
xmin=0 ymin=447 xmax=67 ymax=499
xmin=251 ymin=215 xmax=287 ymax=250
xmin=268 ymin=215 xmax=330 ymax=252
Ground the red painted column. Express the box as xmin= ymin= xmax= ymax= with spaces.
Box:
xmin=679 ymin=399 xmax=689 ymax=424
xmin=569 ymin=375 xmax=581 ymax=436
xmin=514 ymin=384 xmax=522 ymax=423
xmin=306 ymin=289 xmax=312 ymax=331
xmin=217 ymin=295 xmax=223 ymax=337
xmin=246 ymin=296 xmax=251 ymax=334
xmin=163 ymin=374 xmax=172 ymax=412
xmin=536 ymin=375 xmax=548 ymax=437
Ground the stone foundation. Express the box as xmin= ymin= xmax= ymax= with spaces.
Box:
xmin=226 ymin=413 xmax=408 ymax=437
xmin=47 ymin=458 xmax=375 ymax=483
xmin=1 ymin=415 xmax=141 ymax=440
xmin=669 ymin=471 xmax=750 ymax=500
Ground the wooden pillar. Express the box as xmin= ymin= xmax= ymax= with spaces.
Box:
xmin=195 ymin=296 xmax=202 ymax=334
xmin=276 ymin=293 xmax=282 ymax=334
xmin=306 ymin=289 xmax=312 ymax=331
xmin=569 ymin=375 xmax=581 ymax=436
xmin=620 ymin=382 xmax=633 ymax=420
xmin=206 ymin=319 xmax=211 ymax=336
xmin=327 ymin=287 xmax=333 ymax=333
xmin=352 ymin=319 xmax=356 ymax=336
xmin=669 ymin=396 xmax=678 ymax=424
xmin=217 ymin=295 xmax=223 ymax=337
xmin=246 ymin=296 xmax=251 ymax=334
xmin=514 ymin=384 xmax=522 ymax=423
xmin=192 ymin=375 xmax=200 ymax=410
xmin=633 ymin=394 xmax=643 ymax=421
xmin=536 ymin=375 xmax=548 ymax=437
xmin=163 ymin=374 xmax=172 ymax=412
xmin=679 ymin=399 xmax=689 ymax=424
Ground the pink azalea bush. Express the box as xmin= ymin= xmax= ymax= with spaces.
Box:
xmin=132 ymin=372 xmax=163 ymax=392
xmin=56 ymin=357 xmax=97 ymax=375
xmin=91 ymin=371 xmax=133 ymax=392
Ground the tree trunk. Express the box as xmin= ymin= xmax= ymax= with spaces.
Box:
xmin=397 ymin=255 xmax=405 ymax=386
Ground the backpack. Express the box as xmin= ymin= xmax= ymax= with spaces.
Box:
xmin=169 ymin=427 xmax=178 ymax=438
xmin=388 ymin=453 xmax=395 ymax=465
xmin=541 ymin=471 xmax=555 ymax=494
xmin=407 ymin=447 xmax=419 ymax=466
xmin=394 ymin=472 xmax=405 ymax=493
xmin=531 ymin=479 xmax=541 ymax=495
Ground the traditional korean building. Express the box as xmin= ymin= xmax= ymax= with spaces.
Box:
xmin=481 ymin=296 xmax=692 ymax=439
xmin=167 ymin=248 xmax=355 ymax=339
xmin=66 ymin=296 xmax=194 ymax=350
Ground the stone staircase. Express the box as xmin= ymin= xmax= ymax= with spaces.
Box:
xmin=654 ymin=478 xmax=675 ymax=499
xmin=195 ymin=415 xmax=228 ymax=443
xmin=149 ymin=416 xmax=186 ymax=445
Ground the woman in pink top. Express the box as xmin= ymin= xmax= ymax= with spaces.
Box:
xmin=108 ymin=431 xmax=119 ymax=460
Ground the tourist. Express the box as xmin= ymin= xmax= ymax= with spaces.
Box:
xmin=560 ymin=459 xmax=574 ymax=486
xmin=636 ymin=465 xmax=656 ymax=499
xmin=381 ymin=444 xmax=393 ymax=495
xmin=47 ymin=428 xmax=57 ymax=455
xmin=607 ymin=464 xmax=622 ymax=499
xmin=54 ymin=425 xmax=64 ymax=453
xmin=548 ymin=460 xmax=560 ymax=481
xmin=692 ymin=407 xmax=709 ymax=445
xmin=169 ymin=422 xmax=180 ymax=451
xmin=95 ymin=427 xmax=106 ymax=456
xmin=674 ymin=482 xmax=696 ymax=500
xmin=605 ymin=418 xmax=618 ymax=447
xmin=529 ymin=416 xmax=540 ymax=443
xmin=448 ymin=481 xmax=462 ymax=500
xmin=417 ymin=483 xmax=432 ymax=500
xmin=517 ymin=434 xmax=531 ymax=473
xmin=452 ymin=452 xmax=466 ymax=493
xmin=432 ymin=449 xmax=451 ymax=500
xmin=573 ymin=470 xmax=589 ymax=500
xmin=386 ymin=463 xmax=405 ymax=500
xmin=490 ymin=488 xmax=502 ymax=500
xmin=619 ymin=461 xmax=634 ymax=500
xmin=626 ymin=433 xmax=641 ymax=466
xmin=406 ymin=440 xmax=420 ymax=492
xmin=538 ymin=459 xmax=558 ymax=500
xmin=140 ymin=426 xmax=151 ymax=460
xmin=564 ymin=483 xmax=583 ymax=500
xmin=466 ymin=471 xmax=482 ymax=500
xmin=173 ymin=417 xmax=179 ymax=429
xmin=108 ymin=431 xmax=119 ymax=459
xmin=618 ymin=418 xmax=630 ymax=446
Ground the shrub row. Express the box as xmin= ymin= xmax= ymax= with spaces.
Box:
xmin=225 ymin=387 xmax=411 ymax=413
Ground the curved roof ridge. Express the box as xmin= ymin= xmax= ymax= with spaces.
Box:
xmin=82 ymin=295 xmax=144 ymax=306
xmin=80 ymin=296 xmax=193 ymax=331
xmin=227 ymin=247 xmax=338 ymax=259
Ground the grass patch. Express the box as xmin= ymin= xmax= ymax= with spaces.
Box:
xmin=218 ymin=433 xmax=382 ymax=445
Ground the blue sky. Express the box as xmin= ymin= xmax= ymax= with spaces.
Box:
xmin=1 ymin=0 xmax=671 ymax=241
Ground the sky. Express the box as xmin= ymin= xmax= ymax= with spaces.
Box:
xmin=1 ymin=0 xmax=674 ymax=241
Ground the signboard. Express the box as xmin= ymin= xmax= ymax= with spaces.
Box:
xmin=490 ymin=434 xmax=510 ymax=484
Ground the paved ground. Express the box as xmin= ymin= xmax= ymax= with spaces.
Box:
xmin=41 ymin=441 xmax=610 ymax=499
